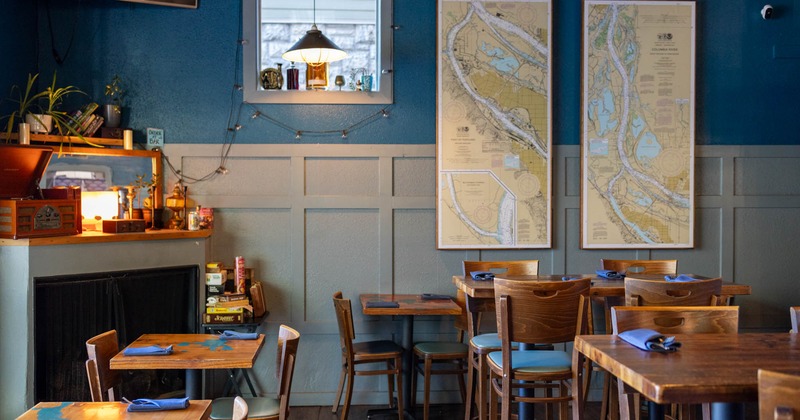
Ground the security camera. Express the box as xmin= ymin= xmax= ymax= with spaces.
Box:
xmin=761 ymin=4 xmax=773 ymax=19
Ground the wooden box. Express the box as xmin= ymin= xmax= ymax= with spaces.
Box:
xmin=0 ymin=198 xmax=81 ymax=239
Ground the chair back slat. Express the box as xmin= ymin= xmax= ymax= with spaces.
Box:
xmin=332 ymin=292 xmax=356 ymax=359
xmin=759 ymin=369 xmax=800 ymax=420
xmin=276 ymin=325 xmax=300 ymax=418
xmin=791 ymin=307 xmax=799 ymax=333
xmin=463 ymin=260 xmax=539 ymax=277
xmin=624 ymin=277 xmax=722 ymax=307
xmin=611 ymin=306 xmax=739 ymax=335
xmin=601 ymin=259 xmax=677 ymax=275
xmin=493 ymin=277 xmax=591 ymax=344
xmin=85 ymin=330 xmax=122 ymax=402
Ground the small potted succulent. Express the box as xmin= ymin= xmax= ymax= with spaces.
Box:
xmin=101 ymin=74 xmax=124 ymax=128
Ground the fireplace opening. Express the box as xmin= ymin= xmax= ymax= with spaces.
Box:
xmin=34 ymin=265 xmax=199 ymax=403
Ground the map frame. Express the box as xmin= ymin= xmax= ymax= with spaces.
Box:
xmin=581 ymin=0 xmax=696 ymax=249
xmin=436 ymin=0 xmax=553 ymax=250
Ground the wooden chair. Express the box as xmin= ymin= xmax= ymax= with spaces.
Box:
xmin=232 ymin=396 xmax=249 ymax=420
xmin=85 ymin=330 xmax=123 ymax=402
xmin=210 ymin=325 xmax=300 ymax=420
xmin=601 ymin=259 xmax=678 ymax=276
xmin=758 ymin=369 xmax=800 ymax=420
xmin=791 ymin=307 xmax=799 ymax=333
xmin=331 ymin=291 xmax=404 ymax=420
xmin=624 ymin=277 xmax=723 ymax=307
xmin=611 ymin=306 xmax=739 ymax=420
xmin=461 ymin=260 xmax=539 ymax=420
xmin=592 ymin=260 xmax=678 ymax=420
xmin=486 ymin=277 xmax=592 ymax=420
xmin=410 ymin=291 xmax=469 ymax=420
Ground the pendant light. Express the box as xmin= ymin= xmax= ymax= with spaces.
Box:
xmin=282 ymin=0 xmax=348 ymax=64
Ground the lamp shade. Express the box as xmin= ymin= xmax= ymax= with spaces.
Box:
xmin=282 ymin=24 xmax=348 ymax=64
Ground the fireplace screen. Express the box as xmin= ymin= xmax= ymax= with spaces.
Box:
xmin=34 ymin=265 xmax=198 ymax=402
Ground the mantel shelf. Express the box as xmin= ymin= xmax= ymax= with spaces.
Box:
xmin=0 ymin=229 xmax=212 ymax=246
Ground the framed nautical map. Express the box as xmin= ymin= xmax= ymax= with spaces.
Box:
xmin=436 ymin=0 xmax=552 ymax=249
xmin=581 ymin=0 xmax=695 ymax=249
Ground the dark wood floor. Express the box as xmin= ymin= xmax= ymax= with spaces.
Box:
xmin=290 ymin=401 xmax=761 ymax=419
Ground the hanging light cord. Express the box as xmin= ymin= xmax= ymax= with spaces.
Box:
xmin=247 ymin=103 xmax=391 ymax=139
xmin=46 ymin=0 xmax=81 ymax=65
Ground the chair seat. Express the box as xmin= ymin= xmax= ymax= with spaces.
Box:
xmin=211 ymin=396 xmax=279 ymax=420
xmin=470 ymin=333 xmax=523 ymax=351
xmin=487 ymin=350 xmax=571 ymax=373
xmin=352 ymin=340 xmax=403 ymax=358
xmin=414 ymin=341 xmax=468 ymax=355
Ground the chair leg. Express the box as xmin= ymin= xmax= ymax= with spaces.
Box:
xmin=395 ymin=356 xmax=404 ymax=420
xmin=477 ymin=354 xmax=488 ymax=420
xmin=341 ymin=366 xmax=355 ymax=420
xmin=464 ymin=353 xmax=476 ymax=420
xmin=332 ymin=365 xmax=346 ymax=414
xmin=488 ymin=372 xmax=498 ymax=420
xmin=410 ymin=356 xmax=418 ymax=410
xmin=390 ymin=360 xmax=398 ymax=408
xmin=457 ymin=359 xmax=467 ymax=402
xmin=423 ymin=357 xmax=432 ymax=420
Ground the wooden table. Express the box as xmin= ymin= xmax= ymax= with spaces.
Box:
xmin=17 ymin=401 xmax=212 ymax=419
xmin=110 ymin=333 xmax=265 ymax=400
xmin=360 ymin=294 xmax=462 ymax=419
xmin=452 ymin=274 xmax=752 ymax=299
xmin=572 ymin=333 xmax=800 ymax=420
xmin=452 ymin=273 xmax=752 ymax=420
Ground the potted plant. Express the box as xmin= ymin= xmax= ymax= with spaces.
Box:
xmin=2 ymin=73 xmax=47 ymax=142
xmin=134 ymin=172 xmax=162 ymax=229
xmin=29 ymin=72 xmax=86 ymax=136
xmin=101 ymin=74 xmax=124 ymax=128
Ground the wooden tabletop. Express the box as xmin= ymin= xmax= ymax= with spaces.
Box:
xmin=573 ymin=333 xmax=800 ymax=405
xmin=452 ymin=274 xmax=752 ymax=299
xmin=18 ymin=401 xmax=212 ymax=419
xmin=110 ymin=334 xmax=264 ymax=370
xmin=360 ymin=294 xmax=462 ymax=316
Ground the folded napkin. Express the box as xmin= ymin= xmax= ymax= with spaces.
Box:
xmin=562 ymin=276 xmax=582 ymax=281
xmin=596 ymin=269 xmax=625 ymax=280
xmin=421 ymin=293 xmax=451 ymax=300
xmin=123 ymin=344 xmax=173 ymax=356
xmin=126 ymin=397 xmax=189 ymax=412
xmin=366 ymin=301 xmax=400 ymax=308
xmin=619 ymin=328 xmax=681 ymax=353
xmin=664 ymin=274 xmax=702 ymax=282
xmin=470 ymin=271 xmax=495 ymax=281
xmin=220 ymin=330 xmax=259 ymax=340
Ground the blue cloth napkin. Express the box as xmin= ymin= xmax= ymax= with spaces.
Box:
xmin=562 ymin=276 xmax=582 ymax=281
xmin=596 ymin=269 xmax=625 ymax=280
xmin=126 ymin=397 xmax=189 ymax=412
xmin=664 ymin=274 xmax=700 ymax=282
xmin=123 ymin=344 xmax=173 ymax=356
xmin=619 ymin=328 xmax=681 ymax=353
xmin=366 ymin=301 xmax=400 ymax=308
xmin=421 ymin=293 xmax=451 ymax=300
xmin=470 ymin=271 xmax=495 ymax=281
xmin=220 ymin=330 xmax=259 ymax=340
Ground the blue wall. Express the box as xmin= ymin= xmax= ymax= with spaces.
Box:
xmin=1 ymin=0 xmax=798 ymax=145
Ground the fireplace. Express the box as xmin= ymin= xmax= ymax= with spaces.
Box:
xmin=34 ymin=265 xmax=199 ymax=403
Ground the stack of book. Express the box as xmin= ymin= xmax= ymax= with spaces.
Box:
xmin=67 ymin=103 xmax=105 ymax=137
xmin=204 ymin=292 xmax=252 ymax=324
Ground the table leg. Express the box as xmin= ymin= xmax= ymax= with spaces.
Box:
xmin=711 ymin=402 xmax=745 ymax=420
xmin=647 ymin=401 xmax=665 ymax=420
xmin=186 ymin=369 xmax=201 ymax=399
xmin=402 ymin=315 xmax=414 ymax=418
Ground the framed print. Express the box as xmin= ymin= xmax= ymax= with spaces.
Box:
xmin=581 ymin=1 xmax=695 ymax=249
xmin=437 ymin=0 xmax=552 ymax=249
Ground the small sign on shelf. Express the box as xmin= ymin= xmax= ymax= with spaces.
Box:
xmin=146 ymin=128 xmax=164 ymax=150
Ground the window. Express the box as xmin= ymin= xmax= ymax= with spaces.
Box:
xmin=242 ymin=0 xmax=393 ymax=104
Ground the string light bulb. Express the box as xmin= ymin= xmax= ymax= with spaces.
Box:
xmin=295 ymin=131 xmax=302 ymax=140
xmin=341 ymin=130 xmax=348 ymax=139
xmin=251 ymin=111 xmax=261 ymax=119
xmin=381 ymin=109 xmax=389 ymax=118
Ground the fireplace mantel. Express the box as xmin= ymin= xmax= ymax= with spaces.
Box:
xmin=0 ymin=230 xmax=211 ymax=418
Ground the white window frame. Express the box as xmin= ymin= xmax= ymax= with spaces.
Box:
xmin=242 ymin=0 xmax=394 ymax=104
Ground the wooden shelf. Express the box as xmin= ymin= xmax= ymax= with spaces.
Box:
xmin=0 ymin=229 xmax=212 ymax=246
xmin=2 ymin=132 xmax=124 ymax=147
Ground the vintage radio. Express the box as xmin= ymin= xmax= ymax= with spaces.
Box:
xmin=0 ymin=145 xmax=81 ymax=239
